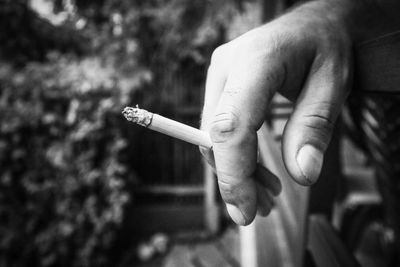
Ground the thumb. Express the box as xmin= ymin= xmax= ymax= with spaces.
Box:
xmin=282 ymin=56 xmax=351 ymax=186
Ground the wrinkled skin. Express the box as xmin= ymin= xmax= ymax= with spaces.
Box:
xmin=200 ymin=0 xmax=400 ymax=225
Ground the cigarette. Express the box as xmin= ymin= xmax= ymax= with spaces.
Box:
xmin=122 ymin=106 xmax=212 ymax=149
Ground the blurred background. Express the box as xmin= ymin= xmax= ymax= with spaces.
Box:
xmin=0 ymin=0 xmax=260 ymax=266
xmin=1 ymin=1 xmax=399 ymax=267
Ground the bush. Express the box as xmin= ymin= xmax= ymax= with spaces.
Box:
xmin=0 ymin=55 xmax=147 ymax=267
xmin=0 ymin=0 xmax=245 ymax=266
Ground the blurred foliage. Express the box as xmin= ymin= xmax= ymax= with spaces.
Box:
xmin=0 ymin=0 xmax=248 ymax=266
xmin=0 ymin=0 xmax=88 ymax=65
xmin=0 ymin=55 xmax=143 ymax=267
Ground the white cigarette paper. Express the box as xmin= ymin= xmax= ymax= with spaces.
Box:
xmin=122 ymin=106 xmax=212 ymax=149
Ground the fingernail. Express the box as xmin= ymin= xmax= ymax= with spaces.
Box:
xmin=226 ymin=204 xmax=246 ymax=226
xmin=296 ymin=144 xmax=323 ymax=185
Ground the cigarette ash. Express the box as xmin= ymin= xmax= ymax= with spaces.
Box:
xmin=122 ymin=106 xmax=153 ymax=127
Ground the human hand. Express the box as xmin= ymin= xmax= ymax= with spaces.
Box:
xmin=200 ymin=2 xmax=352 ymax=225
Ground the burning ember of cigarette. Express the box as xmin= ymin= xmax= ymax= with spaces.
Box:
xmin=122 ymin=106 xmax=153 ymax=127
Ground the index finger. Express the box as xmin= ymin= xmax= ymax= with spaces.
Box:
xmin=202 ymin=34 xmax=288 ymax=225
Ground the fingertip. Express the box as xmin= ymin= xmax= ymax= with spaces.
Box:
xmin=226 ymin=204 xmax=247 ymax=226
xmin=255 ymin=164 xmax=282 ymax=196
xmin=257 ymin=206 xmax=272 ymax=217
xmin=256 ymin=187 xmax=274 ymax=217
xmin=225 ymin=200 xmax=256 ymax=226
xmin=295 ymin=144 xmax=323 ymax=186
xmin=219 ymin=179 xmax=257 ymax=226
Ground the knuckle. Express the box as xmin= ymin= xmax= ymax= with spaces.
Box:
xmin=209 ymin=111 xmax=240 ymax=143
xmin=292 ymin=101 xmax=341 ymax=149
xmin=301 ymin=111 xmax=335 ymax=142
xmin=210 ymin=43 xmax=230 ymax=65
xmin=242 ymin=29 xmax=290 ymax=59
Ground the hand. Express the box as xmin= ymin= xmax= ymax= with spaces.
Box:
xmin=200 ymin=2 xmax=352 ymax=225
